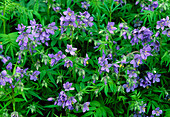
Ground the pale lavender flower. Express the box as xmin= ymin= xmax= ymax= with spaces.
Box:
xmin=130 ymin=54 xmax=143 ymax=68
xmin=30 ymin=71 xmax=40 ymax=81
xmin=84 ymin=54 xmax=89 ymax=66
xmin=6 ymin=62 xmax=12 ymax=70
xmin=139 ymin=104 xmax=147 ymax=113
xmin=65 ymin=44 xmax=77 ymax=55
xmin=153 ymin=74 xmax=161 ymax=83
xmin=152 ymin=107 xmax=162 ymax=116
xmin=64 ymin=60 xmax=73 ymax=68
xmin=140 ymin=45 xmax=152 ymax=60
xmin=107 ymin=22 xmax=117 ymax=34
xmin=53 ymin=6 xmax=61 ymax=12
xmin=81 ymin=2 xmax=90 ymax=10
xmin=156 ymin=19 xmax=166 ymax=30
xmin=82 ymin=102 xmax=90 ymax=113
xmin=162 ymin=29 xmax=170 ymax=37
xmin=63 ymin=82 xmax=75 ymax=91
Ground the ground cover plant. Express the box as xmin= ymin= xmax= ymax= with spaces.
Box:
xmin=0 ymin=0 xmax=170 ymax=117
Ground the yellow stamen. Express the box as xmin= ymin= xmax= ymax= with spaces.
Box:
xmin=86 ymin=61 xmax=89 ymax=64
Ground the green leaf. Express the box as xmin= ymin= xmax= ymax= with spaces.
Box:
xmin=27 ymin=90 xmax=41 ymax=100
xmin=47 ymin=73 xmax=57 ymax=87
xmin=82 ymin=111 xmax=94 ymax=117
xmin=14 ymin=98 xmax=25 ymax=102
xmin=40 ymin=70 xmax=46 ymax=82
xmin=90 ymin=101 xmax=100 ymax=107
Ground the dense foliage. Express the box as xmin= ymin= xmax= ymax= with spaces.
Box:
xmin=0 ymin=0 xmax=170 ymax=117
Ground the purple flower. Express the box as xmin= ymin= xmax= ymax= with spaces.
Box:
xmin=155 ymin=31 xmax=159 ymax=37
xmin=123 ymin=83 xmax=131 ymax=92
xmin=152 ymin=107 xmax=162 ymax=116
xmin=82 ymin=102 xmax=90 ymax=113
xmin=153 ymin=74 xmax=161 ymax=83
xmin=127 ymin=69 xmax=137 ymax=78
xmin=107 ymin=22 xmax=117 ymax=34
xmin=130 ymin=54 xmax=143 ymax=68
xmin=16 ymin=67 xmax=28 ymax=78
xmin=48 ymin=51 xmax=66 ymax=66
xmin=131 ymin=29 xmax=139 ymax=45
xmin=151 ymin=40 xmax=160 ymax=52
xmin=77 ymin=11 xmax=94 ymax=28
xmin=64 ymin=60 xmax=73 ymax=68
xmin=101 ymin=60 xmax=112 ymax=72
xmin=47 ymin=97 xmax=54 ymax=101
xmin=162 ymin=29 xmax=170 ymax=37
xmin=140 ymin=76 xmax=151 ymax=88
xmin=16 ymin=24 xmax=26 ymax=33
xmin=0 ymin=70 xmax=12 ymax=86
xmin=140 ymin=45 xmax=152 ymax=60
xmin=84 ymin=54 xmax=89 ymax=66
xmin=138 ymin=26 xmax=153 ymax=46
xmin=30 ymin=71 xmax=40 ymax=81
xmin=65 ymin=44 xmax=77 ymax=55
xmin=156 ymin=19 xmax=166 ymax=30
xmin=53 ymin=6 xmax=61 ymax=12
xmin=165 ymin=16 xmax=170 ymax=27
xmin=139 ymin=104 xmax=146 ymax=113
xmin=46 ymin=22 xmax=58 ymax=35
xmin=134 ymin=19 xmax=143 ymax=28
xmin=113 ymin=63 xmax=119 ymax=74
xmin=81 ymin=2 xmax=90 ymax=10
xmin=63 ymin=8 xmax=76 ymax=21
xmin=0 ymin=55 xmax=11 ymax=64
xmin=63 ymin=82 xmax=75 ymax=91
xmin=6 ymin=62 xmax=12 ymax=70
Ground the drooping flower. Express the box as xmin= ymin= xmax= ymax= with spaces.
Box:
xmin=64 ymin=60 xmax=73 ymax=68
xmin=162 ymin=29 xmax=170 ymax=37
xmin=152 ymin=107 xmax=162 ymax=116
xmin=139 ymin=103 xmax=147 ymax=113
xmin=16 ymin=67 xmax=28 ymax=78
xmin=0 ymin=55 xmax=11 ymax=64
xmin=131 ymin=29 xmax=139 ymax=45
xmin=63 ymin=82 xmax=75 ymax=91
xmin=30 ymin=71 xmax=40 ymax=81
xmin=82 ymin=102 xmax=90 ymax=113
xmin=133 ymin=19 xmax=143 ymax=28
xmin=65 ymin=44 xmax=77 ymax=55
xmin=107 ymin=22 xmax=117 ymax=34
xmin=84 ymin=54 xmax=89 ymax=66
xmin=127 ymin=69 xmax=137 ymax=78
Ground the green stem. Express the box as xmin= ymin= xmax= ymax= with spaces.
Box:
xmin=110 ymin=6 xmax=112 ymax=22
xmin=71 ymin=29 xmax=74 ymax=45
xmin=47 ymin=0 xmax=50 ymax=20
xmin=3 ymin=0 xmax=6 ymax=34
xmin=28 ymin=50 xmax=35 ymax=65
xmin=9 ymin=84 xmax=15 ymax=111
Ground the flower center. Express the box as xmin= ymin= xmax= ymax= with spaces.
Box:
xmin=68 ymin=12 xmax=71 ymax=16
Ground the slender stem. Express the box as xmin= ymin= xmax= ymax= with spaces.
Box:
xmin=110 ymin=5 xmax=112 ymax=22
xmin=28 ymin=50 xmax=35 ymax=65
xmin=9 ymin=84 xmax=15 ymax=111
xmin=3 ymin=0 xmax=6 ymax=34
xmin=71 ymin=28 xmax=74 ymax=45
xmin=47 ymin=0 xmax=50 ymax=20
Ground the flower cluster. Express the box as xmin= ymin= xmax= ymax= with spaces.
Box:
xmin=77 ymin=11 xmax=94 ymax=29
xmin=136 ymin=0 xmax=159 ymax=12
xmin=48 ymin=51 xmax=66 ymax=66
xmin=107 ymin=22 xmax=117 ymax=34
xmin=0 ymin=70 xmax=12 ymax=86
xmin=47 ymin=82 xmax=90 ymax=112
xmin=60 ymin=8 xmax=77 ymax=33
xmin=16 ymin=20 xmax=58 ymax=52
xmin=140 ymin=72 xmax=161 ymax=88
xmin=157 ymin=16 xmax=170 ymax=37
xmin=119 ymin=23 xmax=131 ymax=39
